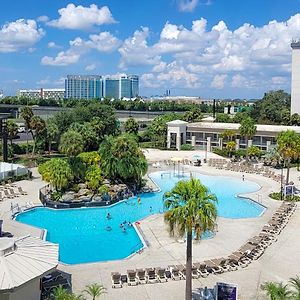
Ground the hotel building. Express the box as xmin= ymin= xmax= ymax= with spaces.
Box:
xmin=17 ymin=88 xmax=65 ymax=100
xmin=167 ymin=120 xmax=300 ymax=151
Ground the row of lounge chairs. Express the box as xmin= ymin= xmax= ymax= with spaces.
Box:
xmin=208 ymin=159 xmax=285 ymax=183
xmin=0 ymin=185 xmax=27 ymax=201
xmin=111 ymin=202 xmax=296 ymax=288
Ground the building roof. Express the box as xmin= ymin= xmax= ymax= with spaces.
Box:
xmin=167 ymin=120 xmax=188 ymax=125
xmin=187 ymin=122 xmax=300 ymax=133
xmin=0 ymin=236 xmax=58 ymax=292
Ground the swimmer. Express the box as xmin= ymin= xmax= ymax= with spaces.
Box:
xmin=242 ymin=175 xmax=245 ymax=181
xmin=106 ymin=213 xmax=111 ymax=219
xmin=128 ymin=222 xmax=132 ymax=227
xmin=123 ymin=220 xmax=127 ymax=224
xmin=137 ymin=197 xmax=141 ymax=204
xmin=122 ymin=227 xmax=126 ymax=233
xmin=106 ymin=226 xmax=112 ymax=231
xmin=119 ymin=223 xmax=123 ymax=228
xmin=149 ymin=206 xmax=153 ymax=212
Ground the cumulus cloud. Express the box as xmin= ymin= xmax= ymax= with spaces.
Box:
xmin=47 ymin=3 xmax=116 ymax=30
xmin=85 ymin=64 xmax=96 ymax=71
xmin=37 ymin=15 xmax=49 ymax=22
xmin=47 ymin=41 xmax=61 ymax=49
xmin=119 ymin=27 xmax=161 ymax=69
xmin=178 ymin=0 xmax=199 ymax=12
xmin=123 ymin=14 xmax=300 ymax=92
xmin=211 ymin=74 xmax=227 ymax=89
xmin=42 ymin=31 xmax=120 ymax=66
xmin=0 ymin=19 xmax=44 ymax=52
xmin=41 ymin=50 xmax=80 ymax=66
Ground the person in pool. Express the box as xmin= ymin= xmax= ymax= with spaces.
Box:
xmin=137 ymin=197 xmax=141 ymax=204
xmin=119 ymin=223 xmax=123 ymax=228
xmin=149 ymin=206 xmax=153 ymax=212
xmin=128 ymin=222 xmax=132 ymax=227
xmin=122 ymin=227 xmax=126 ymax=233
xmin=106 ymin=213 xmax=111 ymax=219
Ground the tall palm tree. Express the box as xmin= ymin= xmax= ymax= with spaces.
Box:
xmin=277 ymin=130 xmax=300 ymax=185
xmin=164 ymin=178 xmax=217 ymax=300
xmin=20 ymin=106 xmax=34 ymax=155
xmin=7 ymin=120 xmax=19 ymax=146
xmin=239 ymin=117 xmax=257 ymax=162
xmin=83 ymin=283 xmax=105 ymax=300
xmin=290 ymin=276 xmax=300 ymax=299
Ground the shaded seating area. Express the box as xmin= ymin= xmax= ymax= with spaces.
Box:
xmin=111 ymin=202 xmax=297 ymax=288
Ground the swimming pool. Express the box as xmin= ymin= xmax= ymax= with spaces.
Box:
xmin=16 ymin=171 xmax=264 ymax=264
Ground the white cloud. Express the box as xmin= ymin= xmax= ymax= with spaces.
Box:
xmin=47 ymin=3 xmax=116 ymax=30
xmin=85 ymin=64 xmax=96 ymax=71
xmin=41 ymin=50 xmax=80 ymax=66
xmin=42 ymin=31 xmax=120 ymax=66
xmin=211 ymin=74 xmax=227 ymax=89
xmin=178 ymin=0 xmax=199 ymax=12
xmin=0 ymin=19 xmax=44 ymax=52
xmin=37 ymin=15 xmax=49 ymax=22
xmin=119 ymin=27 xmax=161 ymax=69
xmin=47 ymin=41 xmax=61 ymax=49
xmin=121 ymin=14 xmax=300 ymax=92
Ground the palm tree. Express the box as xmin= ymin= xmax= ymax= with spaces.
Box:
xmin=59 ymin=130 xmax=84 ymax=157
xmin=46 ymin=118 xmax=59 ymax=155
xmin=262 ymin=281 xmax=292 ymax=300
xmin=83 ymin=283 xmax=105 ymax=300
xmin=164 ymin=178 xmax=217 ymax=300
xmin=290 ymin=276 xmax=300 ymax=299
xmin=277 ymin=130 xmax=300 ymax=185
xmin=7 ymin=120 xmax=19 ymax=146
xmin=226 ymin=141 xmax=236 ymax=157
xmin=20 ymin=106 xmax=34 ymax=155
xmin=51 ymin=285 xmax=70 ymax=300
xmin=30 ymin=115 xmax=46 ymax=156
xmin=239 ymin=117 xmax=257 ymax=162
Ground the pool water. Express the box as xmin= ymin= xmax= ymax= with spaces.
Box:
xmin=16 ymin=171 xmax=264 ymax=264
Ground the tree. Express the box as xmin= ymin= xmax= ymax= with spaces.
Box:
xmin=83 ymin=283 xmax=105 ymax=300
xmin=124 ymin=117 xmax=139 ymax=135
xmin=290 ymin=276 xmax=300 ymax=299
xmin=215 ymin=113 xmax=231 ymax=123
xmin=6 ymin=120 xmax=19 ymax=146
xmin=20 ymin=106 xmax=34 ymax=155
xmin=239 ymin=117 xmax=257 ymax=161
xmin=51 ymin=285 xmax=71 ymax=300
xmin=99 ymin=134 xmax=148 ymax=185
xmin=277 ymin=130 xmax=300 ymax=185
xmin=164 ymin=178 xmax=217 ymax=300
xmin=78 ymin=151 xmax=101 ymax=166
xmin=59 ymin=130 xmax=84 ymax=157
xmin=30 ymin=115 xmax=46 ymax=156
xmin=46 ymin=119 xmax=59 ymax=155
xmin=250 ymin=90 xmax=291 ymax=124
xmin=220 ymin=129 xmax=236 ymax=141
xmin=38 ymin=158 xmax=73 ymax=192
xmin=183 ymin=108 xmax=203 ymax=122
xmin=85 ymin=165 xmax=103 ymax=199
xmin=247 ymin=145 xmax=261 ymax=159
xmin=226 ymin=141 xmax=236 ymax=157
xmin=261 ymin=281 xmax=292 ymax=300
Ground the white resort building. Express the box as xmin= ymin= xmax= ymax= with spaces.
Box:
xmin=167 ymin=120 xmax=300 ymax=151
xmin=0 ymin=236 xmax=58 ymax=300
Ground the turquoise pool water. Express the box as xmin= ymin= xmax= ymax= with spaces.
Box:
xmin=16 ymin=171 xmax=264 ymax=264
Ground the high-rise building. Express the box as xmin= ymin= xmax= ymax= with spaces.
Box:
xmin=291 ymin=41 xmax=300 ymax=114
xmin=65 ymin=75 xmax=103 ymax=99
xmin=104 ymin=74 xmax=139 ymax=99
xmin=0 ymin=89 xmax=4 ymax=98
xmin=17 ymin=88 xmax=65 ymax=100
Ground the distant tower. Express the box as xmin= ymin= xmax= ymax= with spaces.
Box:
xmin=291 ymin=41 xmax=300 ymax=115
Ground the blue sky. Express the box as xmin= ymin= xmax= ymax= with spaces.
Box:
xmin=0 ymin=0 xmax=300 ymax=98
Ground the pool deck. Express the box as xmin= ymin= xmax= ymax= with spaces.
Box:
xmin=1 ymin=149 xmax=300 ymax=299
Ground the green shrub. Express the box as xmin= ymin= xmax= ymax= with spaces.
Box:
xmin=269 ymin=192 xmax=300 ymax=202
xmin=180 ymin=144 xmax=194 ymax=151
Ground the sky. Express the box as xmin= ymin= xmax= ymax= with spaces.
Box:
xmin=0 ymin=0 xmax=300 ymax=99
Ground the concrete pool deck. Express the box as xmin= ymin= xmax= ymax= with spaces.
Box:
xmin=0 ymin=149 xmax=299 ymax=299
